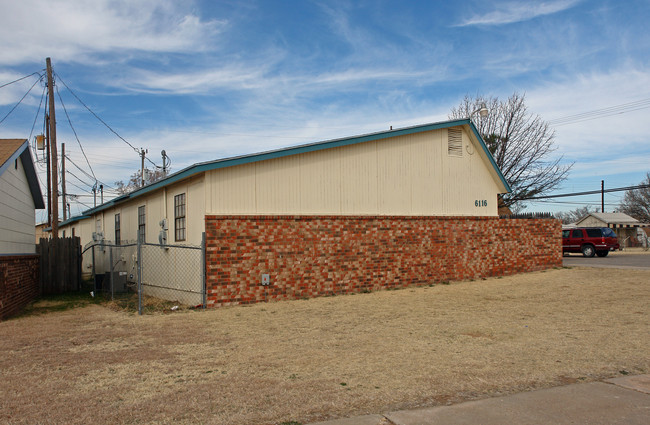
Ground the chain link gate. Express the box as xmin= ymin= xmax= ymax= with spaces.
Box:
xmin=82 ymin=233 xmax=206 ymax=314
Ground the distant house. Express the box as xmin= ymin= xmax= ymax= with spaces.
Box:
xmin=575 ymin=212 xmax=649 ymax=248
xmin=0 ymin=139 xmax=45 ymax=319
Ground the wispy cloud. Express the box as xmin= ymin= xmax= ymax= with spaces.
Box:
xmin=0 ymin=0 xmax=225 ymax=65
xmin=525 ymin=68 xmax=650 ymax=159
xmin=119 ymin=66 xmax=272 ymax=94
xmin=457 ymin=0 xmax=581 ymax=26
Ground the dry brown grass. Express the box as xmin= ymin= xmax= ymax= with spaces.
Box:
xmin=1 ymin=267 xmax=648 ymax=425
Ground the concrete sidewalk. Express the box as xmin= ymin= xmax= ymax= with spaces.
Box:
xmin=309 ymin=375 xmax=650 ymax=425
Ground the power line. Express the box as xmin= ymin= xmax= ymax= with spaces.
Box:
xmin=519 ymin=184 xmax=650 ymax=201
xmin=55 ymin=84 xmax=96 ymax=181
xmin=28 ymin=84 xmax=47 ymax=150
xmin=54 ymin=71 xmax=158 ymax=168
xmin=66 ymin=164 xmax=95 ymax=188
xmin=0 ymin=71 xmax=43 ymax=89
xmin=0 ymin=74 xmax=44 ymax=126
xmin=66 ymin=177 xmax=94 ymax=193
xmin=64 ymin=154 xmax=115 ymax=190
xmin=548 ymin=97 xmax=650 ymax=127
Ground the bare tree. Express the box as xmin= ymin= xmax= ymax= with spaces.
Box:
xmin=555 ymin=205 xmax=597 ymax=225
xmin=618 ymin=172 xmax=650 ymax=223
xmin=449 ymin=93 xmax=572 ymax=210
xmin=114 ymin=168 xmax=166 ymax=195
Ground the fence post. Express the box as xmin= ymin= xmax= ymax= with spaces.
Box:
xmin=91 ymin=245 xmax=96 ymax=296
xmin=201 ymin=232 xmax=206 ymax=309
xmin=109 ymin=246 xmax=114 ymax=301
xmin=137 ymin=236 xmax=142 ymax=315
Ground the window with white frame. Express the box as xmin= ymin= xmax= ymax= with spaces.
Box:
xmin=174 ymin=193 xmax=186 ymax=241
xmin=115 ymin=213 xmax=121 ymax=245
xmin=138 ymin=206 xmax=146 ymax=243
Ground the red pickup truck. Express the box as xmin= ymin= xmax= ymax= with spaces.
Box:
xmin=562 ymin=227 xmax=620 ymax=257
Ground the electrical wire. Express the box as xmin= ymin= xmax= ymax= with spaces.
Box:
xmin=0 ymin=74 xmax=43 ymax=126
xmin=54 ymin=71 xmax=158 ymax=168
xmin=55 ymin=84 xmax=96 ymax=181
xmin=548 ymin=97 xmax=650 ymax=127
xmin=29 ymin=83 xmax=47 ymax=157
xmin=517 ymin=184 xmax=650 ymax=201
xmin=66 ymin=169 xmax=95 ymax=189
xmin=64 ymin=154 xmax=115 ymax=190
xmin=0 ymin=71 xmax=43 ymax=90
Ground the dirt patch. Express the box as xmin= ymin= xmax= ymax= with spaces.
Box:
xmin=1 ymin=267 xmax=648 ymax=425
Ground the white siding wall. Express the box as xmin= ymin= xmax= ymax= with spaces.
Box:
xmin=0 ymin=158 xmax=36 ymax=254
xmin=206 ymin=127 xmax=502 ymax=216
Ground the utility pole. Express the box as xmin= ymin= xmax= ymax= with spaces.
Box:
xmin=61 ymin=142 xmax=67 ymax=221
xmin=161 ymin=150 xmax=167 ymax=177
xmin=140 ymin=148 xmax=147 ymax=187
xmin=601 ymin=180 xmax=605 ymax=213
xmin=93 ymin=184 xmax=97 ymax=207
xmin=100 ymin=184 xmax=104 ymax=204
xmin=46 ymin=57 xmax=59 ymax=240
xmin=45 ymin=114 xmax=51 ymax=227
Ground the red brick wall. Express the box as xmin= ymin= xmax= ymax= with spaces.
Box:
xmin=0 ymin=255 xmax=40 ymax=320
xmin=205 ymin=215 xmax=562 ymax=307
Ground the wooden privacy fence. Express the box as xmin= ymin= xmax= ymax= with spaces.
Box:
xmin=37 ymin=237 xmax=82 ymax=294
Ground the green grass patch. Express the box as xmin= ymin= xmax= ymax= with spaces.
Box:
xmin=15 ymin=282 xmax=101 ymax=319
xmin=14 ymin=280 xmax=192 ymax=319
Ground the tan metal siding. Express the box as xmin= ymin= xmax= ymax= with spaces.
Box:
xmin=255 ymin=155 xmax=301 ymax=213
xmin=209 ymin=164 xmax=256 ymax=213
xmin=377 ymin=133 xmax=412 ymax=214
xmin=205 ymin=127 xmax=503 ymax=216
xmin=339 ymin=142 xmax=378 ymax=213
xmin=186 ymin=176 xmax=205 ymax=243
xmin=299 ymin=148 xmax=342 ymax=214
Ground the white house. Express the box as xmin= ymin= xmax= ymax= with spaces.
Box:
xmin=0 ymin=139 xmax=45 ymax=254
xmin=1 ymin=138 xmax=45 ymax=319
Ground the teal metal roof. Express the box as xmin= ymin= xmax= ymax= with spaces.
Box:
xmin=82 ymin=118 xmax=510 ymax=216
xmin=58 ymin=215 xmax=91 ymax=228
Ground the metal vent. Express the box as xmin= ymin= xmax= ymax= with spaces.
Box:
xmin=448 ymin=128 xmax=463 ymax=156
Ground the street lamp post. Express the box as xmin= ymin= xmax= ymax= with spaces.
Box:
xmin=470 ymin=102 xmax=489 ymax=121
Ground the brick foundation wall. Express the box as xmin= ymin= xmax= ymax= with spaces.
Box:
xmin=205 ymin=215 xmax=562 ymax=307
xmin=0 ymin=255 xmax=40 ymax=320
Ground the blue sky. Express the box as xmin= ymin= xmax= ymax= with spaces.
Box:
xmin=1 ymin=0 xmax=649 ymax=220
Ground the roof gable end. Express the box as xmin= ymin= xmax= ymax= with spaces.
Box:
xmin=0 ymin=139 xmax=45 ymax=209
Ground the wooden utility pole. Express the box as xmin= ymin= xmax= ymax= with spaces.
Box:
xmin=45 ymin=114 xmax=52 ymax=227
xmin=61 ymin=143 xmax=67 ymax=221
xmin=46 ymin=58 xmax=59 ymax=240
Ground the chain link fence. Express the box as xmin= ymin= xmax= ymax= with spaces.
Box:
xmin=82 ymin=234 xmax=206 ymax=314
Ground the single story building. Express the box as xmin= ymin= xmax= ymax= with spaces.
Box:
xmin=575 ymin=212 xmax=649 ymax=248
xmin=1 ymin=139 xmax=45 ymax=319
xmin=64 ymin=119 xmax=562 ymax=306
